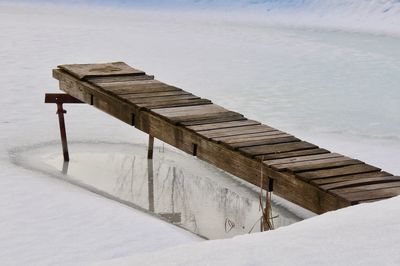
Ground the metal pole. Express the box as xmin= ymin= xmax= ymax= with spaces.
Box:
xmin=56 ymin=103 xmax=69 ymax=162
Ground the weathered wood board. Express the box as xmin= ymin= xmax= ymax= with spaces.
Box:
xmin=52 ymin=62 xmax=400 ymax=214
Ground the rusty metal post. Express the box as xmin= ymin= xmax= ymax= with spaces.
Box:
xmin=45 ymin=93 xmax=82 ymax=162
xmin=148 ymin=135 xmax=154 ymax=159
xmin=56 ymin=103 xmax=69 ymax=162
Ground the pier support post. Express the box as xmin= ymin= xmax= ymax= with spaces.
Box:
xmin=56 ymin=103 xmax=69 ymax=162
xmin=45 ymin=93 xmax=83 ymax=162
xmin=148 ymin=135 xmax=154 ymax=159
xmin=268 ymin=177 xmax=274 ymax=192
xmin=148 ymin=159 xmax=154 ymax=212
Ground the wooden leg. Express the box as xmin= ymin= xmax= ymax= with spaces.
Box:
xmin=268 ymin=177 xmax=274 ymax=192
xmin=147 ymin=135 xmax=154 ymax=159
xmin=56 ymin=103 xmax=69 ymax=162
xmin=147 ymin=159 xmax=154 ymax=212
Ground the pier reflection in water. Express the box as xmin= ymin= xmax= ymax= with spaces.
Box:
xmin=36 ymin=143 xmax=303 ymax=239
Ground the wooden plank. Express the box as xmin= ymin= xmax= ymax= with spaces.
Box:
xmin=297 ymin=164 xmax=381 ymax=181
xmin=341 ymin=186 xmax=400 ymax=203
xmin=312 ymin=171 xmax=392 ymax=186
xmin=319 ymin=174 xmax=398 ymax=190
xmin=103 ymin=86 xmax=180 ymax=95
xmin=102 ymin=83 xmax=181 ymax=95
xmin=272 ymin=156 xmax=349 ymax=169
xmin=229 ymin=136 xmax=299 ymax=149
xmin=240 ymin=141 xmax=318 ymax=157
xmin=114 ymin=86 xmax=181 ymax=95
xmin=171 ymin=112 xmax=242 ymax=124
xmin=121 ymin=90 xmax=192 ymax=100
xmin=45 ymin=93 xmax=83 ymax=104
xmin=59 ymin=62 xmax=144 ymax=79
xmin=178 ymin=113 xmax=246 ymax=126
xmin=287 ymin=159 xmax=363 ymax=172
xmin=273 ymin=156 xmax=360 ymax=171
xmin=199 ymin=125 xmax=276 ymax=139
xmin=155 ymin=106 xmax=239 ymax=125
xmin=139 ymin=99 xmax=212 ymax=109
xmin=331 ymin=181 xmax=400 ymax=195
xmin=100 ymin=79 xmax=165 ymax=88
xmin=214 ymin=131 xmax=288 ymax=143
xmin=195 ymin=124 xmax=270 ymax=135
xmin=187 ymin=120 xmax=260 ymax=132
xmin=87 ymin=74 xmax=154 ymax=84
xmin=152 ymin=104 xmax=228 ymax=118
xmin=259 ymin=148 xmax=330 ymax=160
xmin=129 ymin=94 xmax=200 ymax=104
xmin=264 ymin=153 xmax=343 ymax=165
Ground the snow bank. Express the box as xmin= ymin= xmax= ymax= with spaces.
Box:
xmin=0 ymin=160 xmax=201 ymax=266
xmin=94 ymin=196 xmax=400 ymax=266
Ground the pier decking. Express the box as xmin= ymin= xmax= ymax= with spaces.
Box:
xmin=49 ymin=62 xmax=400 ymax=214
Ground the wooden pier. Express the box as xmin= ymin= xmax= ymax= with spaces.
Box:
xmin=48 ymin=62 xmax=400 ymax=214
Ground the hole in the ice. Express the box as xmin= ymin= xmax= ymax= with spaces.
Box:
xmin=12 ymin=142 xmax=311 ymax=239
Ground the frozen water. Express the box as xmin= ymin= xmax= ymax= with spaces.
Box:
xmin=13 ymin=142 xmax=306 ymax=239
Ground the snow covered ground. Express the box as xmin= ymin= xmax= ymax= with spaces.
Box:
xmin=0 ymin=1 xmax=399 ymax=265
xmin=96 ymin=195 xmax=400 ymax=266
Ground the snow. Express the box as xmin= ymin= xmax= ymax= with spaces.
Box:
xmin=4 ymin=0 xmax=400 ymax=36
xmin=0 ymin=1 xmax=399 ymax=265
xmin=95 ymin=195 xmax=400 ymax=266
xmin=0 ymin=165 xmax=200 ymax=266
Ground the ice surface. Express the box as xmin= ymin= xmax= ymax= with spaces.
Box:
xmin=14 ymin=142 xmax=305 ymax=239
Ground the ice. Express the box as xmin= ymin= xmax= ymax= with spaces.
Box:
xmin=13 ymin=142 xmax=305 ymax=239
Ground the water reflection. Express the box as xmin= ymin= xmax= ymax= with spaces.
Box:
xmin=62 ymin=161 xmax=69 ymax=175
xmin=39 ymin=143 xmax=302 ymax=239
